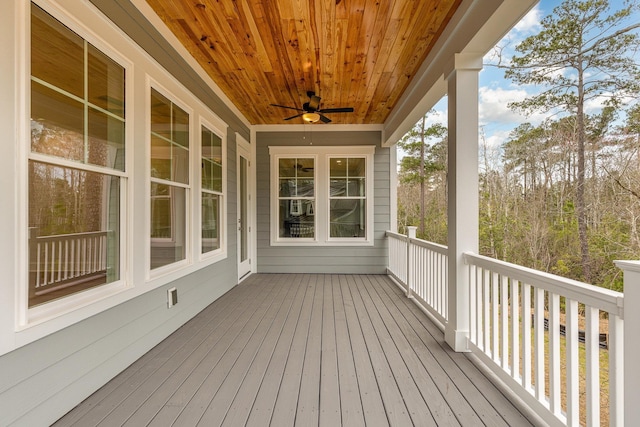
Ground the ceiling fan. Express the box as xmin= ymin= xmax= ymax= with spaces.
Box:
xmin=270 ymin=91 xmax=354 ymax=123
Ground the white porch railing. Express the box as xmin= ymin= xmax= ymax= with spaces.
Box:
xmin=386 ymin=230 xmax=627 ymax=427
xmin=30 ymin=230 xmax=109 ymax=297
xmin=465 ymin=252 xmax=623 ymax=427
xmin=386 ymin=229 xmax=448 ymax=327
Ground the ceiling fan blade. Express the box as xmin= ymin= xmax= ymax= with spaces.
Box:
xmin=284 ymin=113 xmax=304 ymax=120
xmin=319 ymin=114 xmax=332 ymax=123
xmin=318 ymin=107 xmax=354 ymax=113
xmin=270 ymin=103 xmax=304 ymax=112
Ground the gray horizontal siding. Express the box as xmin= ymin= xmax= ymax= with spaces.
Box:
xmin=256 ymin=131 xmax=391 ymax=274
xmin=1 ymin=262 xmax=237 ymax=426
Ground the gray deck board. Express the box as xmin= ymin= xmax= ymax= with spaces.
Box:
xmin=319 ymin=274 xmax=340 ymax=427
xmin=243 ymin=275 xmax=308 ymax=427
xmin=347 ymin=274 xmax=414 ymax=426
xmin=332 ymin=275 xmax=366 ymax=427
xmin=55 ymin=274 xmax=533 ymax=427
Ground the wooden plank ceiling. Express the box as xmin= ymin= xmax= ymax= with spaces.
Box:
xmin=146 ymin=0 xmax=461 ymax=125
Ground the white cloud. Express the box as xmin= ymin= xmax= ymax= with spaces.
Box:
xmin=479 ymin=86 xmax=531 ymax=125
xmin=513 ymin=6 xmax=542 ymax=34
xmin=424 ymin=107 xmax=447 ymax=127
xmin=483 ymin=129 xmax=512 ymax=149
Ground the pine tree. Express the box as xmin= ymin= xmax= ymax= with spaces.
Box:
xmin=505 ymin=0 xmax=640 ymax=282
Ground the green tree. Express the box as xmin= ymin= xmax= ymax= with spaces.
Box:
xmin=505 ymin=0 xmax=640 ymax=283
xmin=397 ymin=110 xmax=447 ymax=237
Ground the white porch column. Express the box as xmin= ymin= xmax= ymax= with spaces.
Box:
xmin=615 ymin=260 xmax=639 ymax=426
xmin=445 ymin=53 xmax=482 ymax=352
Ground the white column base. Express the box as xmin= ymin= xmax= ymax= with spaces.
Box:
xmin=445 ymin=326 xmax=470 ymax=352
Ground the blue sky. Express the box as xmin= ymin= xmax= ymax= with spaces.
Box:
xmin=422 ymin=0 xmax=640 ymax=150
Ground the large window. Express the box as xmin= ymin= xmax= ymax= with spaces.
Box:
xmin=270 ymin=146 xmax=374 ymax=245
xmin=201 ymin=125 xmax=223 ymax=254
xmin=277 ymin=157 xmax=316 ymax=239
xmin=28 ymin=4 xmax=125 ymax=307
xmin=150 ymin=88 xmax=190 ymax=270
xmin=28 ymin=4 xmax=126 ymax=307
xmin=329 ymin=157 xmax=366 ymax=238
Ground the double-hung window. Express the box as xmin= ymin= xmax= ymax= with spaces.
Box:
xmin=150 ymin=88 xmax=190 ymax=270
xmin=28 ymin=4 xmax=126 ymax=307
xmin=270 ymin=146 xmax=374 ymax=245
xmin=201 ymin=125 xmax=223 ymax=254
xmin=329 ymin=157 xmax=367 ymax=238
xmin=277 ymin=157 xmax=316 ymax=239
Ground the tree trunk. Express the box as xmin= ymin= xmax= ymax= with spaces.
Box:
xmin=419 ymin=116 xmax=426 ymax=237
xmin=576 ymin=65 xmax=591 ymax=283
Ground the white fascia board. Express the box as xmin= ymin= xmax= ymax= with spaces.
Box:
xmin=383 ymin=0 xmax=539 ymax=147
xmin=129 ymin=0 xmax=252 ymax=130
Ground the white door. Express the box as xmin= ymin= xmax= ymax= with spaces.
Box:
xmin=237 ymin=137 xmax=252 ymax=280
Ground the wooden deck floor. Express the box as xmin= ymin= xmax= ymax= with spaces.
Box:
xmin=54 ymin=274 xmax=532 ymax=426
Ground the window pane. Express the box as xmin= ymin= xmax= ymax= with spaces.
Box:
xmin=201 ymin=128 xmax=221 ymax=161
xmin=31 ymin=81 xmax=84 ymax=162
xmin=150 ymin=89 xmax=171 ymax=140
xmin=278 ymin=158 xmax=314 ymax=197
xmin=212 ymin=163 xmax=222 ymax=193
xmin=278 ymin=158 xmax=297 ymax=177
xmin=28 ymin=161 xmax=120 ymax=307
xmin=172 ymin=145 xmax=189 ymax=184
xmin=151 ymin=135 xmax=172 ymax=180
xmin=202 ymin=127 xmax=223 ymax=192
xmin=202 ymin=160 xmax=213 ymax=190
xmin=31 ymin=4 xmax=84 ymax=98
xmin=88 ymin=108 xmax=125 ymax=171
xmin=279 ymin=158 xmax=313 ymax=177
xmin=330 ymin=179 xmax=347 ymax=196
xmin=173 ymin=105 xmax=189 ymax=148
xmin=88 ymin=45 xmax=125 ymax=118
xmin=348 ymin=178 xmax=366 ymax=197
xmin=151 ymin=89 xmax=189 ymax=185
xmin=279 ymin=179 xmax=293 ymax=197
xmin=330 ymin=157 xmax=365 ymax=178
xmin=150 ymin=184 xmax=187 ymax=269
xmin=202 ymin=193 xmax=220 ymax=253
xmin=330 ymin=199 xmax=365 ymax=238
xmin=330 ymin=157 xmax=347 ymax=176
xmin=279 ymin=199 xmax=315 ymax=238
xmin=348 ymin=158 xmax=366 ymax=177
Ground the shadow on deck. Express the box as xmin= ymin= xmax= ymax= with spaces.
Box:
xmin=54 ymin=274 xmax=532 ymax=426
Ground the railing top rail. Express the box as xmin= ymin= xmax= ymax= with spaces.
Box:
xmin=385 ymin=230 xmax=405 ymax=240
xmin=409 ymin=238 xmax=448 ymax=254
xmin=464 ymin=251 xmax=624 ymax=316
xmin=33 ymin=230 xmax=111 ymax=240
xmin=385 ymin=230 xmax=448 ymax=255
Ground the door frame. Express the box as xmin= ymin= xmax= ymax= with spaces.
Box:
xmin=236 ymin=133 xmax=255 ymax=281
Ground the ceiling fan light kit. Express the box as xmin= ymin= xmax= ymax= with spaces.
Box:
xmin=302 ymin=112 xmax=320 ymax=123
xmin=271 ymin=91 xmax=354 ymax=124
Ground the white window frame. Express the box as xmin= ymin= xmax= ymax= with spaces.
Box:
xmin=197 ymin=116 xmax=227 ymax=263
xmin=269 ymin=145 xmax=375 ymax=246
xmin=18 ymin=0 xmax=133 ymax=327
xmin=147 ymin=82 xmax=193 ymax=277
